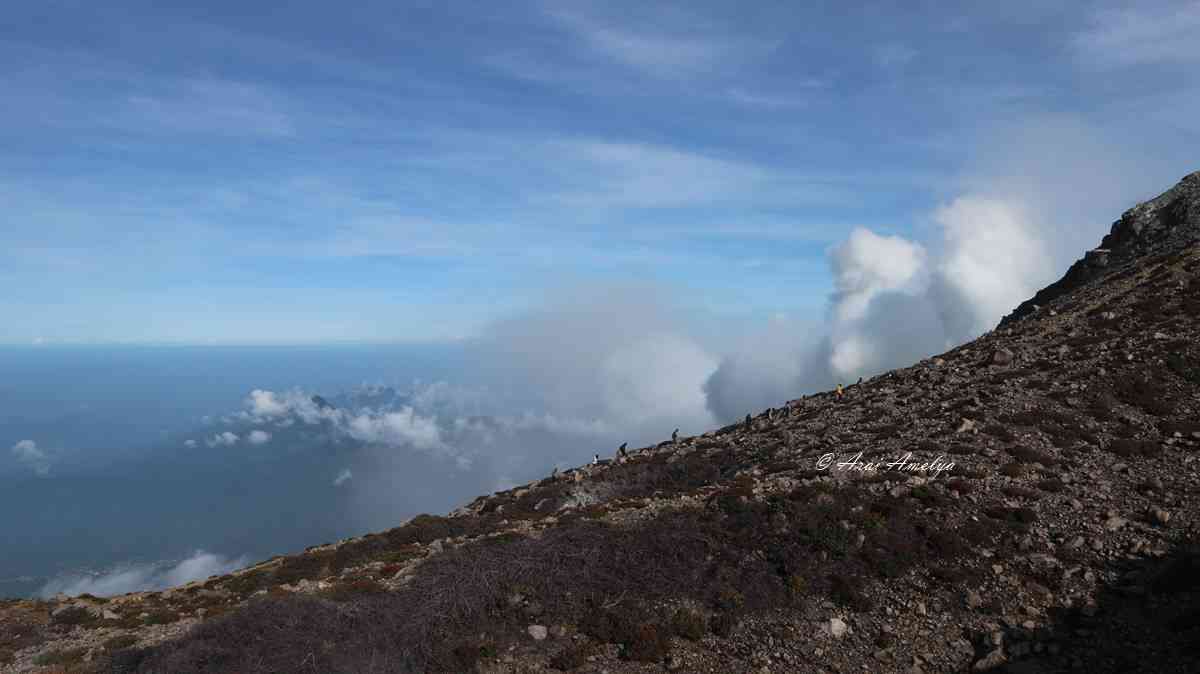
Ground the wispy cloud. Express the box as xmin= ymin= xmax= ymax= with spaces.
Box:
xmin=727 ymin=86 xmax=822 ymax=109
xmin=874 ymin=43 xmax=918 ymax=70
xmin=1072 ymin=1 xmax=1200 ymax=67
xmin=545 ymin=7 xmax=772 ymax=79
xmin=124 ymin=79 xmax=295 ymax=138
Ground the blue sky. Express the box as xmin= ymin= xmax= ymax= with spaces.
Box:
xmin=3 ymin=0 xmax=1198 ymax=344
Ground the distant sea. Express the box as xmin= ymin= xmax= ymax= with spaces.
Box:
xmin=0 ymin=343 xmax=469 ymax=599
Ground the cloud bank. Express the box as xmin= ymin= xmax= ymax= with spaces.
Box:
xmin=39 ymin=550 xmax=246 ymax=598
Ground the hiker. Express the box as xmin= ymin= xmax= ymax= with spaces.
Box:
xmin=617 ymin=442 xmax=628 ymax=459
xmin=836 ymin=383 xmax=844 ymax=401
xmin=671 ymin=428 xmax=679 ymax=443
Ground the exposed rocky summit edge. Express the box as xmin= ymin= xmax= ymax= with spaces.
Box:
xmin=1001 ymin=170 xmax=1200 ymax=327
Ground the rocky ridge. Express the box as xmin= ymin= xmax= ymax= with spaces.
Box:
xmin=2 ymin=172 xmax=1199 ymax=674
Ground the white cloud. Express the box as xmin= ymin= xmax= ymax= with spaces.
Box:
xmin=474 ymin=284 xmax=718 ymax=434
xmin=931 ymin=197 xmax=1050 ymax=337
xmin=11 ymin=439 xmax=51 ymax=476
xmin=245 ymin=389 xmax=291 ymax=417
xmin=1072 ymin=2 xmax=1200 ymax=68
xmin=39 ymin=550 xmax=246 ymax=598
xmin=244 ymin=388 xmax=339 ymax=425
xmin=184 ymin=439 xmax=197 ymax=448
xmin=345 ymin=408 xmax=443 ymax=451
xmin=829 ymin=228 xmax=927 ymax=323
xmin=246 ymin=429 xmax=272 ymax=445
xmin=547 ymin=8 xmax=762 ymax=79
xmin=205 ymin=431 xmax=239 ymax=448
xmin=333 ymin=468 xmax=353 ymax=487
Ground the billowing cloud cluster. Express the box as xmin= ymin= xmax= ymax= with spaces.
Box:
xmin=239 ymin=387 xmax=448 ymax=455
xmin=704 ymin=191 xmax=1068 ymax=422
xmin=39 ymin=550 xmax=246 ymax=598
xmin=11 ymin=439 xmax=51 ymax=476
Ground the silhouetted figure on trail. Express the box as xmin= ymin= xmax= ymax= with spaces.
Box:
xmin=671 ymin=428 xmax=679 ymax=443
xmin=617 ymin=442 xmax=628 ymax=459
xmin=836 ymin=383 xmax=844 ymax=401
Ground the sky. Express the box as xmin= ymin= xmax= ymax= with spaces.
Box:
xmin=3 ymin=0 xmax=1197 ymax=345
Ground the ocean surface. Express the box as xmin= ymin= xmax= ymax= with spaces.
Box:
xmin=0 ymin=343 xmax=476 ymax=598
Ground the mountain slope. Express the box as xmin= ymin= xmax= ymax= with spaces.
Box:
xmin=3 ymin=172 xmax=1200 ymax=674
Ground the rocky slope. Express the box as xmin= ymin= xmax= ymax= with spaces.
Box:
xmin=3 ymin=172 xmax=1199 ymax=674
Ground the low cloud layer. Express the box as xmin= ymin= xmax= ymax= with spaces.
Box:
xmin=39 ymin=550 xmax=246 ymax=598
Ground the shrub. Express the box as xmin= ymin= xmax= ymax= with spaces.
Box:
xmin=710 ymin=611 xmax=739 ymax=637
xmin=104 ymin=635 xmax=139 ymax=652
xmin=1002 ymin=486 xmax=1040 ymax=500
xmin=1000 ymin=463 xmax=1027 ymax=478
xmin=319 ymin=578 xmax=386 ymax=602
xmin=622 ymin=623 xmax=670 ymax=662
xmin=142 ymin=609 xmax=178 ymax=626
xmin=127 ymin=482 xmax=981 ymax=673
xmin=50 ymin=606 xmax=97 ymax=627
xmin=829 ymin=573 xmax=872 ymax=611
xmin=1112 ymin=372 xmax=1176 ymax=417
xmin=1109 ymin=439 xmax=1161 ymax=457
xmin=33 ymin=647 xmax=87 ymax=667
xmin=272 ymin=552 xmax=331 ymax=585
xmin=1161 ymin=420 xmax=1200 ymax=437
xmin=549 ymin=642 xmax=596 ymax=671
xmin=1008 ymin=445 xmax=1056 ymax=466
xmin=671 ymin=608 xmax=707 ymax=641
xmin=223 ymin=568 xmax=272 ymax=597
xmin=1037 ymin=479 xmax=1065 ymax=493
xmin=946 ymin=479 xmax=975 ymax=494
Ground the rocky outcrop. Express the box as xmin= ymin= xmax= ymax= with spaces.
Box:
xmin=1001 ymin=170 xmax=1200 ymax=327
